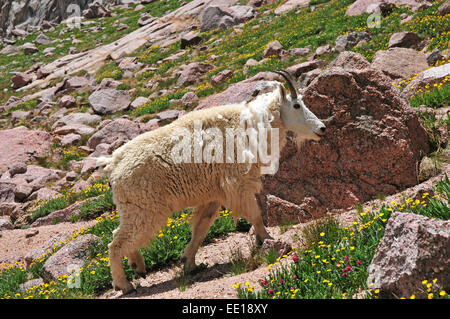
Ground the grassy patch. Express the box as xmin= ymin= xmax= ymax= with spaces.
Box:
xmin=237 ymin=176 xmax=450 ymax=299
xmin=410 ymin=83 xmax=450 ymax=109
xmin=28 ymin=178 xmax=112 ymax=223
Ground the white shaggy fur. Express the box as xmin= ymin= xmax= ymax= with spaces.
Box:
xmin=97 ymin=81 xmax=325 ymax=293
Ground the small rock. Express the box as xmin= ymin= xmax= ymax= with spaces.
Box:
xmin=437 ymin=1 xmax=450 ymax=15
xmin=180 ymin=32 xmax=203 ymax=49
xmin=34 ymin=33 xmax=52 ymax=45
xmin=130 ymin=96 xmax=150 ymax=109
xmin=263 ymin=40 xmax=284 ymax=58
xmin=315 ymin=44 xmax=331 ymax=56
xmin=22 ymin=43 xmax=38 ymax=55
xmin=65 ymin=171 xmax=78 ymax=182
xmin=25 ymin=229 xmax=39 ymax=238
xmin=19 ymin=278 xmax=44 ymax=291
xmin=200 ymin=6 xmax=235 ymax=32
xmin=261 ymin=239 xmax=292 ymax=256
xmin=287 ymin=47 xmax=311 ymax=57
xmin=60 ymin=133 xmax=81 ymax=147
xmin=89 ymin=89 xmax=131 ymax=115
xmin=9 ymin=163 xmax=27 ymax=177
xmin=181 ymin=92 xmax=199 ymax=108
xmin=367 ymin=212 xmax=450 ymax=298
xmin=0 ymin=219 xmax=14 ymax=230
xmin=388 ymin=31 xmax=421 ymax=49
xmin=426 ymin=48 xmax=444 ymax=67
xmin=243 ymin=58 xmax=259 ymax=74
xmin=14 ymin=184 xmax=33 ymax=201
xmin=139 ymin=119 xmax=160 ymax=134
xmin=41 ymin=234 xmax=101 ymax=281
xmin=177 ymin=62 xmax=215 ymax=86
xmin=58 ymin=95 xmax=77 ymax=108
xmin=87 ymin=118 xmax=140 ymax=150
xmin=210 ymin=69 xmax=233 ymax=87
xmin=286 ymin=60 xmax=327 ymax=77
xmin=11 ymin=73 xmax=33 ymax=90
xmin=335 ymin=31 xmax=371 ymax=52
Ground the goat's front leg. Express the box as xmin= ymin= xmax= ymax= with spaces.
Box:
xmin=235 ymin=195 xmax=273 ymax=245
xmin=181 ymin=201 xmax=220 ymax=272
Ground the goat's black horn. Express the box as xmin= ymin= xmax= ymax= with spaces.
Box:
xmin=271 ymin=70 xmax=298 ymax=99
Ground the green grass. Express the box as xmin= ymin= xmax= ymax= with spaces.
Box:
xmin=73 ymin=190 xmax=115 ymax=221
xmin=0 ymin=207 xmax=246 ymax=299
xmin=0 ymin=0 xmax=193 ymax=104
xmin=410 ymin=84 xmax=450 ymax=109
xmin=237 ymin=175 xmax=450 ymax=299
xmin=28 ymin=178 xmax=112 ymax=223
xmin=30 ymin=197 xmax=69 ymax=222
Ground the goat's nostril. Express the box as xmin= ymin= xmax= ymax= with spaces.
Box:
xmin=319 ymin=127 xmax=326 ymax=134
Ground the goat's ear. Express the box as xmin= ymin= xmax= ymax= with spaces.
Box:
xmin=280 ymin=85 xmax=287 ymax=103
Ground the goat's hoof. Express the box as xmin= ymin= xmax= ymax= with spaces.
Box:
xmin=123 ymin=287 xmax=137 ymax=295
xmin=113 ymin=282 xmax=135 ymax=295
xmin=135 ymin=271 xmax=146 ymax=278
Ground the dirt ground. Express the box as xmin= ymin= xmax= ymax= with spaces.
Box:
xmin=1 ymin=164 xmax=447 ymax=298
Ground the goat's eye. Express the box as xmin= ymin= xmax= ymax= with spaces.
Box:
xmin=293 ymin=103 xmax=300 ymax=109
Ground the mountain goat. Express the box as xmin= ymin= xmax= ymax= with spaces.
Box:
xmin=97 ymin=70 xmax=326 ymax=294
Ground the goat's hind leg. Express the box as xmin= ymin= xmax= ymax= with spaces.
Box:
xmin=128 ymin=247 xmax=146 ymax=278
xmin=181 ymin=201 xmax=220 ymax=272
xmin=109 ymin=225 xmax=136 ymax=294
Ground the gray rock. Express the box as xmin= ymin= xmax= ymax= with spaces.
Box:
xmin=60 ymin=133 xmax=81 ymax=147
xmin=11 ymin=72 xmax=33 ymax=90
xmin=286 ymin=60 xmax=327 ymax=77
xmin=388 ymin=31 xmax=421 ymax=49
xmin=177 ymin=62 xmax=215 ymax=86
xmin=89 ymin=89 xmax=131 ymax=115
xmin=21 ymin=43 xmax=38 ymax=55
xmin=0 ymin=45 xmax=20 ymax=55
xmin=139 ymin=118 xmax=160 ymax=134
xmin=263 ymin=40 xmax=284 ymax=58
xmin=0 ymin=218 xmax=14 ymax=230
xmin=58 ymin=95 xmax=77 ymax=109
xmin=19 ymin=278 xmax=44 ymax=292
xmin=437 ymin=1 xmax=450 ymax=15
xmin=24 ymin=233 xmax=72 ymax=268
xmin=211 ymin=69 xmax=233 ymax=87
xmin=200 ymin=6 xmax=234 ymax=32
xmin=181 ymin=92 xmax=199 ymax=108
xmin=367 ymin=212 xmax=450 ymax=298
xmin=87 ymin=118 xmax=140 ymax=150
xmin=315 ymin=44 xmax=331 ymax=56
xmin=335 ymin=31 xmax=371 ymax=52
xmin=402 ymin=62 xmax=450 ymax=98
xmin=371 ymin=47 xmax=428 ymax=79
xmin=52 ymin=112 xmax=101 ymax=130
xmin=157 ymin=109 xmax=186 ymax=123
xmin=229 ymin=5 xmax=256 ymax=23
xmin=8 ymin=162 xmax=27 ymax=177
xmin=287 ymin=47 xmax=311 ymax=57
xmin=130 ymin=96 xmax=150 ymax=109
xmin=426 ymin=48 xmax=444 ymax=67
xmin=53 ymin=124 xmax=95 ymax=137
xmin=34 ymin=33 xmax=52 ymax=45
xmin=180 ymin=32 xmax=203 ymax=49
xmin=0 ymin=182 xmax=16 ymax=203
xmin=329 ymin=51 xmax=371 ymax=70
xmin=13 ymin=184 xmax=33 ymax=201
xmin=41 ymin=234 xmax=101 ymax=282
xmin=31 ymin=200 xmax=87 ymax=227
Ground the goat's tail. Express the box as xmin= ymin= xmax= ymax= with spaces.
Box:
xmin=95 ymin=156 xmax=114 ymax=176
